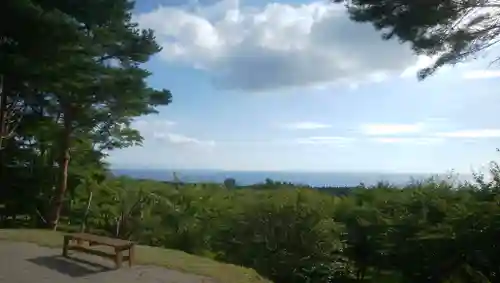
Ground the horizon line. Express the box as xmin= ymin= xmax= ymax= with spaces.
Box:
xmin=111 ymin=167 xmax=474 ymax=176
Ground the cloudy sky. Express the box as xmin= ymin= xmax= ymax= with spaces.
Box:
xmin=108 ymin=0 xmax=500 ymax=173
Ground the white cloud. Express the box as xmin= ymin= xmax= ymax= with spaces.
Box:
xmin=462 ymin=69 xmax=500 ymax=79
xmin=435 ymin=129 xmax=500 ymax=138
xmin=371 ymin=137 xmax=444 ymax=145
xmin=360 ymin=123 xmax=424 ymax=136
xmin=132 ymin=119 xmax=214 ymax=147
xmin=400 ymin=56 xmax=436 ymax=78
xmin=134 ymin=0 xmax=416 ymax=91
xmin=282 ymin=122 xmax=331 ymax=130
xmin=133 ymin=119 xmax=176 ymax=131
xmin=295 ymin=136 xmax=354 ymax=146
xmin=154 ymin=132 xmax=216 ymax=147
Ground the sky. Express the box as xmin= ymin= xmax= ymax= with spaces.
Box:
xmin=108 ymin=0 xmax=500 ymax=173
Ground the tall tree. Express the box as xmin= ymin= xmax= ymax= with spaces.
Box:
xmin=334 ymin=0 xmax=500 ymax=78
xmin=0 ymin=0 xmax=84 ymax=210
xmin=42 ymin=0 xmax=171 ymax=230
xmin=1 ymin=0 xmax=172 ymax=229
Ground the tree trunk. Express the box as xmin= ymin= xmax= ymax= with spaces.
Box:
xmin=0 ymin=75 xmax=6 ymax=151
xmin=49 ymin=113 xmax=72 ymax=230
xmin=79 ymin=190 xmax=93 ymax=233
xmin=0 ymin=75 xmax=7 ymax=211
xmin=115 ymin=212 xmax=123 ymax=237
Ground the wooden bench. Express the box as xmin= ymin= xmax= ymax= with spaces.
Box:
xmin=62 ymin=233 xmax=135 ymax=268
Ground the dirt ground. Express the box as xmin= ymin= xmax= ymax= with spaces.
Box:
xmin=0 ymin=241 xmax=217 ymax=283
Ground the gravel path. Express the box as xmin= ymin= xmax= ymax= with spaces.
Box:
xmin=0 ymin=241 xmax=217 ymax=283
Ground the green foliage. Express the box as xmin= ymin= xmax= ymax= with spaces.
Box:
xmin=223 ymin=177 xmax=237 ymax=189
xmin=4 ymin=167 xmax=498 ymax=283
xmin=334 ymin=0 xmax=500 ymax=78
xmin=0 ymin=0 xmax=172 ymax=229
xmin=3 ymin=1 xmax=500 ymax=283
xmin=211 ymin=189 xmax=346 ymax=283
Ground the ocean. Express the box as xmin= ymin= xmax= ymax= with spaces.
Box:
xmin=112 ymin=169 xmax=475 ymax=187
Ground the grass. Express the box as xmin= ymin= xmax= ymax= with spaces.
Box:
xmin=0 ymin=229 xmax=272 ymax=283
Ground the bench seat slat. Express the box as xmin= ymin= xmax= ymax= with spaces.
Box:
xmin=66 ymin=233 xmax=132 ymax=248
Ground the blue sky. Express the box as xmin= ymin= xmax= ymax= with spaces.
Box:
xmin=108 ymin=0 xmax=500 ymax=173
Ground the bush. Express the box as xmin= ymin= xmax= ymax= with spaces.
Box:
xmin=6 ymin=168 xmax=500 ymax=283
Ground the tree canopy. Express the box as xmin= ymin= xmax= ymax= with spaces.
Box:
xmin=334 ymin=0 xmax=500 ymax=78
xmin=0 ymin=0 xmax=171 ymax=229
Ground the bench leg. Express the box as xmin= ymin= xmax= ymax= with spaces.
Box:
xmin=62 ymin=236 xmax=69 ymax=257
xmin=128 ymin=245 xmax=135 ymax=267
xmin=114 ymin=248 xmax=123 ymax=269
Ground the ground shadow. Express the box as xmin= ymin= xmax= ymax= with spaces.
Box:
xmin=27 ymin=255 xmax=113 ymax=277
